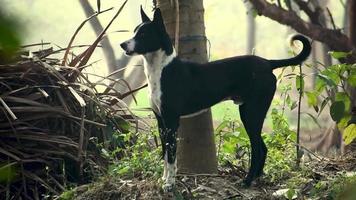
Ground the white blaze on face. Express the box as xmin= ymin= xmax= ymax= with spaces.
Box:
xmin=126 ymin=39 xmax=136 ymax=52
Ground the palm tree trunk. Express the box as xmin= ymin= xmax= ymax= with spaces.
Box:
xmin=155 ymin=0 xmax=218 ymax=174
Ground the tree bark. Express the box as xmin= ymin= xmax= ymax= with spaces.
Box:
xmin=349 ymin=0 xmax=356 ymax=47
xmin=311 ymin=0 xmax=332 ymax=67
xmin=346 ymin=0 xmax=356 ymax=152
xmin=155 ymin=0 xmax=218 ymax=174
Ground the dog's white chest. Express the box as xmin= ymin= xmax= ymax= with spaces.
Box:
xmin=143 ymin=49 xmax=176 ymax=115
xmin=146 ymin=70 xmax=162 ymax=114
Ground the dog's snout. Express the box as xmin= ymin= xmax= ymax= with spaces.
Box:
xmin=120 ymin=42 xmax=127 ymax=50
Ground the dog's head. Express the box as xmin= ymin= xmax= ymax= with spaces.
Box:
xmin=120 ymin=7 xmax=173 ymax=56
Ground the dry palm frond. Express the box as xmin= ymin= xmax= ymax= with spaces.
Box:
xmin=0 ymin=1 xmax=139 ymax=199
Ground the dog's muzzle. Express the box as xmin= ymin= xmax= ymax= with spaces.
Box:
xmin=120 ymin=40 xmax=135 ymax=55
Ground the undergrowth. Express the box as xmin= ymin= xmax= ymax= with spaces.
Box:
xmin=109 ymin=124 xmax=163 ymax=180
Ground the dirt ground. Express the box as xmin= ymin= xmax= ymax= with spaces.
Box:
xmin=69 ymin=153 xmax=356 ymax=200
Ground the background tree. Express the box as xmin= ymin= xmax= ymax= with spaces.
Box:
xmin=249 ymin=0 xmax=356 ymax=152
xmin=244 ymin=1 xmax=256 ymax=54
xmin=154 ymin=0 xmax=218 ymax=173
xmin=79 ymin=0 xmax=146 ymax=105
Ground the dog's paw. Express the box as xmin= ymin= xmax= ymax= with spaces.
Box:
xmin=242 ymin=177 xmax=253 ymax=188
xmin=162 ymin=183 xmax=174 ymax=192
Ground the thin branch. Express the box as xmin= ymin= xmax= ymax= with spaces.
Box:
xmin=326 ymin=7 xmax=337 ymax=30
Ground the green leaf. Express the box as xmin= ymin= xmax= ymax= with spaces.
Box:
xmin=286 ymin=95 xmax=291 ymax=106
xmin=296 ymin=75 xmax=304 ymax=92
xmin=303 ymin=112 xmax=321 ymax=128
xmin=222 ymin=142 xmax=235 ymax=154
xmin=338 ymin=115 xmax=351 ymax=129
xmin=317 ymin=74 xmax=337 ymax=88
xmin=330 ymin=101 xmax=345 ymax=122
xmin=288 ymin=130 xmax=297 ymax=141
xmin=117 ymin=166 xmax=130 ymax=175
xmin=328 ymin=51 xmax=351 ymax=59
xmin=343 ymin=124 xmax=356 ymax=145
xmin=305 ymin=91 xmax=318 ymax=107
xmin=313 ymin=105 xmax=319 ymax=113
xmin=0 ymin=162 xmax=18 ymax=183
xmin=286 ymin=188 xmax=296 ymax=200
xmin=113 ymin=116 xmax=131 ymax=133
xmin=318 ymin=97 xmax=330 ymax=116
xmin=290 ymin=101 xmax=298 ymax=110
xmin=347 ymin=71 xmax=356 ymax=87
xmin=315 ymin=75 xmax=327 ymax=92
xmin=335 ymin=92 xmax=350 ymax=111
xmin=215 ymin=120 xmax=229 ymax=133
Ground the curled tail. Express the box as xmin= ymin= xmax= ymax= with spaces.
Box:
xmin=269 ymin=34 xmax=311 ymax=70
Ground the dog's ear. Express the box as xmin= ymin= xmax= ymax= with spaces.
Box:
xmin=153 ymin=8 xmax=166 ymax=31
xmin=140 ymin=6 xmax=150 ymax=22
xmin=153 ymin=8 xmax=173 ymax=55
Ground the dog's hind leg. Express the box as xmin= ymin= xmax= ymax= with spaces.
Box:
xmin=239 ymin=76 xmax=276 ymax=186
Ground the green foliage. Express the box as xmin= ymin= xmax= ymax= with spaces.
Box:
xmin=343 ymin=124 xmax=356 ymax=145
xmin=310 ymin=173 xmax=356 ymax=199
xmin=330 ymin=101 xmax=346 ymax=122
xmin=263 ymin=108 xmax=297 ymax=182
xmin=0 ymin=162 xmax=18 ymax=183
xmin=328 ymin=51 xmax=352 ymax=59
xmin=59 ymin=190 xmax=75 ymax=200
xmin=215 ymin=118 xmax=250 ymax=167
xmin=304 ymin=53 xmax=355 ymax=144
xmin=0 ymin=11 xmax=22 ymax=56
xmin=215 ymin=82 xmax=298 ymax=182
xmin=296 ymin=75 xmax=305 ymax=93
xmin=109 ymin=128 xmax=162 ymax=179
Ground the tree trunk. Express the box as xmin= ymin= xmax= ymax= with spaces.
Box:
xmin=346 ymin=0 xmax=356 ymax=152
xmin=311 ymin=0 xmax=332 ymax=67
xmin=155 ymin=0 xmax=218 ymax=174
xmin=245 ymin=1 xmax=256 ymax=54
xmin=349 ymin=0 xmax=356 ymax=51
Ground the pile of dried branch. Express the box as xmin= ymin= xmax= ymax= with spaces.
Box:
xmin=0 ymin=44 xmax=136 ymax=199
xmin=0 ymin=1 xmax=137 ymax=198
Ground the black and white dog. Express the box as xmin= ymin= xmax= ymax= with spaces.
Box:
xmin=120 ymin=7 xmax=311 ymax=191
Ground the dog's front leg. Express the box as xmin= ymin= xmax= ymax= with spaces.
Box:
xmin=154 ymin=113 xmax=168 ymax=182
xmin=161 ymin=116 xmax=179 ymax=192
